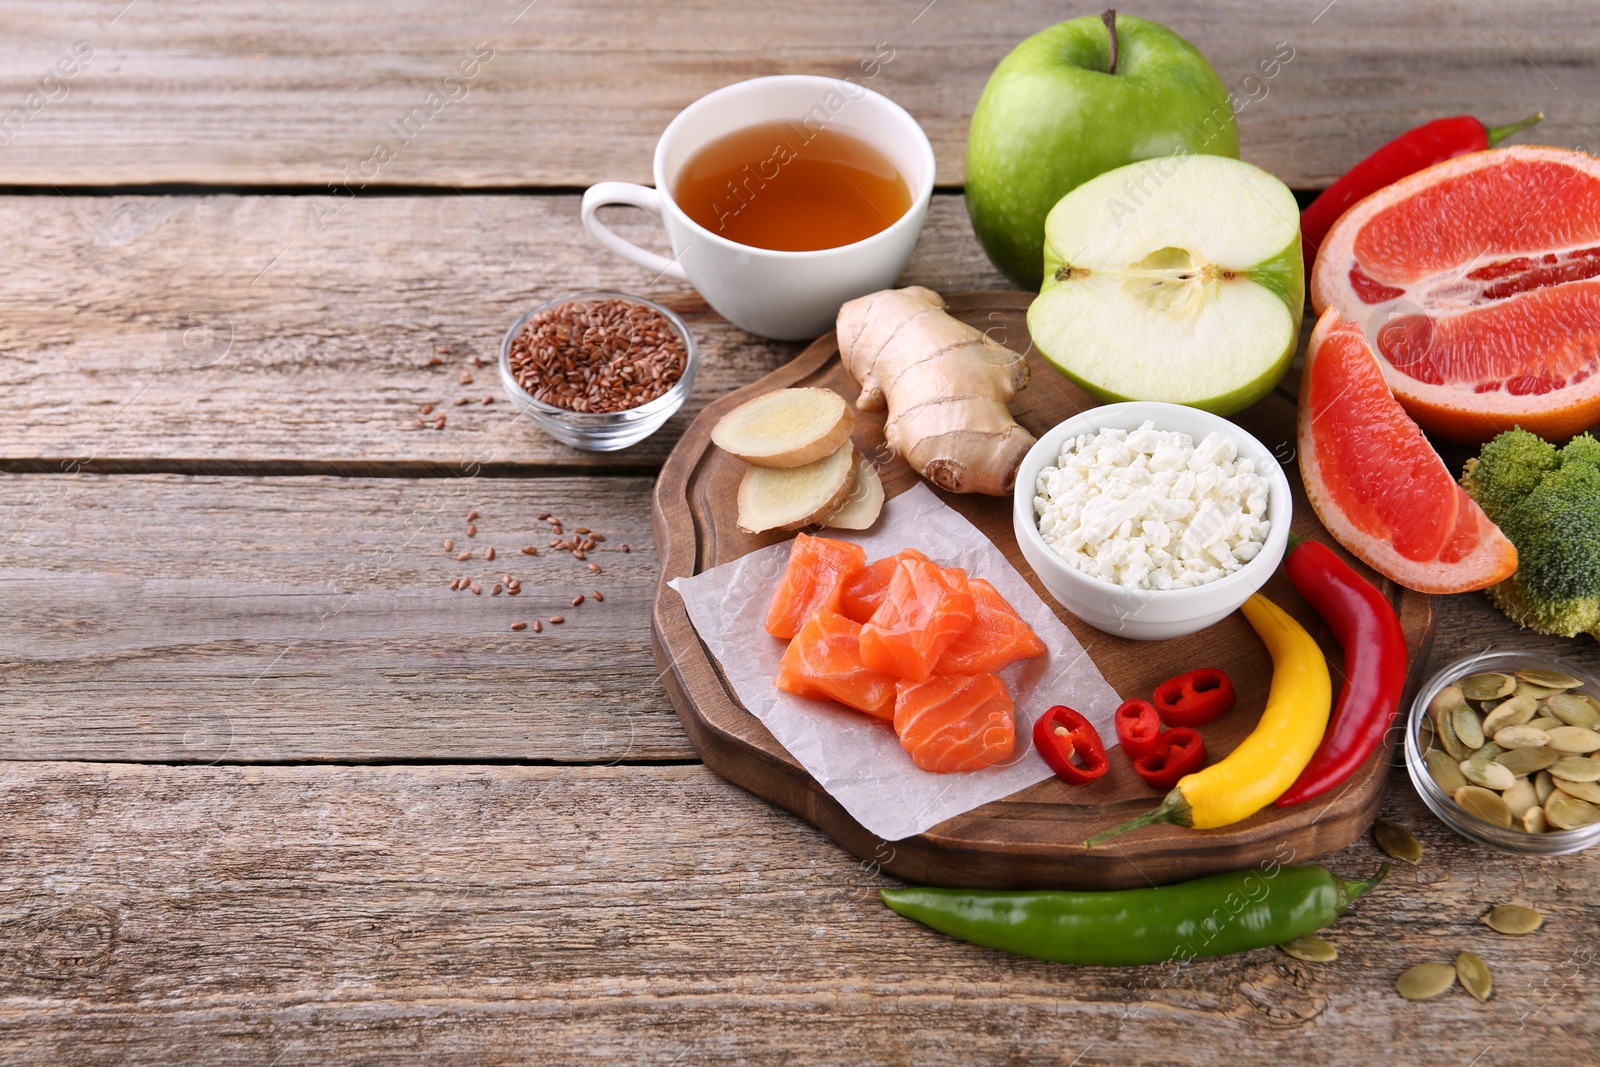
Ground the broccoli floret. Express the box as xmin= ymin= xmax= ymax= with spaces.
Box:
xmin=1462 ymin=428 xmax=1600 ymax=639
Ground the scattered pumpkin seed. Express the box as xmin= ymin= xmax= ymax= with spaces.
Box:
xmin=1397 ymin=962 xmax=1458 ymax=1000
xmin=1521 ymin=806 xmax=1548 ymax=833
xmin=1460 ymin=759 xmax=1517 ymax=791
xmin=1545 ymin=692 xmax=1600 ymax=730
xmin=1493 ymin=724 xmax=1550 ymax=750
xmin=1482 ymin=693 xmax=1538 ymax=734
xmin=1452 ymin=705 xmax=1487 ymax=749
xmin=1526 ymin=716 xmax=1563 ymax=733
xmin=1454 ymin=785 xmax=1514 ymax=828
xmin=1455 ymin=951 xmax=1493 ymax=1001
xmin=1552 ymin=776 xmax=1600 ymax=804
xmin=1534 ymin=770 xmax=1557 ymax=804
xmin=1514 ymin=667 xmax=1581 ymax=690
xmin=1481 ymin=904 xmax=1543 ymax=935
xmin=1426 ymin=749 xmax=1469 ymax=795
xmin=1462 ymin=673 xmax=1517 ymax=700
xmin=1545 ymin=726 xmax=1600 ymax=754
xmin=1545 ymin=791 xmax=1600 ymax=830
xmin=1279 ymin=934 xmax=1338 ymax=963
xmin=1373 ymin=820 xmax=1423 ymax=864
xmin=1549 ymin=756 xmax=1600 ymax=783
xmin=1496 ymin=745 xmax=1558 ymax=776
xmin=1502 ymin=777 xmax=1538 ymax=819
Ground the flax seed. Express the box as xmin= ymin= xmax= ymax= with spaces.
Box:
xmin=590 ymin=534 xmax=605 ymax=542
xmin=507 ymin=297 xmax=686 ymax=413
xmin=575 ymin=527 xmax=590 ymax=534
xmin=571 ymin=594 xmax=584 ymax=606
xmin=622 ymin=544 xmax=631 ymax=553
xmin=533 ymin=620 xmax=543 ymax=632
xmin=549 ymin=539 xmax=561 ymax=548
xmin=454 ymin=397 xmax=470 ymax=406
xmin=427 ymin=356 xmax=444 ymax=366
xmin=492 ymin=584 xmax=503 ymax=595
xmin=443 ymin=538 xmax=454 ymax=551
xmin=549 ymin=615 xmax=564 ymax=624
xmin=471 ymin=582 xmax=482 ymax=595
xmin=466 ymin=524 xmax=477 ymax=537
xmin=588 ymin=562 xmax=601 ymax=573
xmin=434 ymin=415 xmax=446 ymax=430
xmin=485 ymin=547 xmax=496 ymax=561
xmin=511 ymin=621 xmax=527 ymax=631
xmin=421 ymin=402 xmax=435 ymax=415
xmin=467 ymin=510 xmax=478 ymax=521
xmin=521 ymin=546 xmax=538 ymax=555
xmin=507 ymin=586 xmax=521 ymax=595
xmin=574 ymin=550 xmax=587 ymax=560
xmin=415 ymin=417 xmax=427 ymax=428
xmin=592 ymin=590 xmax=603 ymax=602
xmin=482 ymin=396 xmax=494 ymax=405
xmin=472 ymin=355 xmax=484 ymax=368
xmin=537 ymin=513 xmax=550 ymax=521
xmin=457 ymin=551 xmax=471 ymax=561
xmin=460 ymin=371 xmax=473 ymax=385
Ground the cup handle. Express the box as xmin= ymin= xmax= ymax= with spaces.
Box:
xmin=580 ymin=182 xmax=689 ymax=282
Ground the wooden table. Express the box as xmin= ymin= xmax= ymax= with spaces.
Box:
xmin=1 ymin=2 xmax=1594 ymax=1062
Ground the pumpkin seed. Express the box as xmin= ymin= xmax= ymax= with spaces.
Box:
xmin=1460 ymin=759 xmax=1516 ymax=791
xmin=1481 ymin=904 xmax=1543 ymax=935
xmin=1544 ymin=791 xmax=1600 ymax=830
xmin=1535 ymin=770 xmax=1557 ymax=804
xmin=1279 ymin=934 xmax=1338 ymax=963
xmin=1418 ymin=720 xmax=1437 ymax=752
xmin=1502 ymin=777 xmax=1538 ymax=819
xmin=1553 ymin=776 xmax=1600 ymax=804
xmin=1521 ymin=806 xmax=1549 ymax=833
xmin=1426 ymin=749 xmax=1469 ymax=795
xmin=1462 ymin=673 xmax=1516 ymax=700
xmin=1453 ymin=706 xmax=1487 ymax=749
xmin=1397 ymin=962 xmax=1458 ymax=1000
xmin=1428 ymin=684 xmax=1465 ymax=724
xmin=1455 ymin=951 xmax=1493 ymax=1001
xmin=1493 ymin=724 xmax=1550 ymax=750
xmin=1482 ymin=692 xmax=1538 ymax=734
xmin=1437 ymin=705 xmax=1470 ymax=759
xmin=1513 ymin=680 xmax=1561 ymax=700
xmin=1496 ymin=745 xmax=1558 ymax=776
xmin=1545 ymin=692 xmax=1600 ymax=730
xmin=1549 ymin=756 xmax=1600 ymax=782
xmin=1526 ymin=716 xmax=1563 ymax=733
xmin=1513 ymin=667 xmax=1581 ymax=689
xmin=1545 ymin=726 xmax=1600 ymax=753
xmin=1455 ymin=785 xmax=1514 ymax=828
xmin=1468 ymin=742 xmax=1507 ymax=763
xmin=1374 ymin=820 xmax=1423 ymax=864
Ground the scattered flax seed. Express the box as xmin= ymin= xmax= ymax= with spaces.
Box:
xmin=485 ymin=547 xmax=496 ymax=561
xmin=457 ymin=551 xmax=472 ymax=561
xmin=549 ymin=615 xmax=564 ymax=624
xmin=508 ymin=586 xmax=521 ymax=595
xmin=482 ymin=396 xmax=494 ymax=405
xmin=454 ymin=397 xmax=471 ymax=406
xmin=436 ymin=345 xmax=451 ymax=354
xmin=471 ymin=582 xmax=482 ymax=595
xmin=622 ymin=544 xmax=631 ymax=553
xmin=533 ymin=620 xmax=543 ymax=632
xmin=552 ymin=524 xmax=564 ymax=535
xmin=537 ymin=513 xmax=550 ymax=521
xmin=443 ymin=539 xmax=454 ymax=551
xmin=575 ymin=527 xmax=591 ymax=534
xmin=588 ymin=563 xmax=601 ymax=573
xmin=511 ymin=621 xmax=527 ymax=631
xmin=521 ymin=546 xmax=538 ymax=555
xmin=467 ymin=524 xmax=477 ymax=537
xmin=434 ymin=415 xmax=446 ymax=430
xmin=574 ymin=550 xmax=587 ymax=561
xmin=571 ymin=594 xmax=585 ymax=606
xmin=467 ymin=510 xmax=479 ymax=521
xmin=549 ymin=539 xmax=562 ymax=548
xmin=590 ymin=534 xmax=605 ymax=542
xmin=415 ymin=417 xmax=427 ymax=428
xmin=472 ymin=355 xmax=484 ymax=368
xmin=492 ymin=584 xmax=503 ymax=596
xmin=592 ymin=590 xmax=604 ymax=602
xmin=460 ymin=371 xmax=474 ymax=385
xmin=421 ymin=403 xmax=435 ymax=415
xmin=449 ymin=579 xmax=460 ymax=590
xmin=427 ymin=356 xmax=444 ymax=366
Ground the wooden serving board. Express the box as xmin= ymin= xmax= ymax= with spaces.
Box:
xmin=652 ymin=292 xmax=1434 ymax=890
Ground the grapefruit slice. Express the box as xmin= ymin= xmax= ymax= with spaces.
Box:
xmin=1299 ymin=308 xmax=1518 ymax=594
xmin=1312 ymin=146 xmax=1600 ymax=443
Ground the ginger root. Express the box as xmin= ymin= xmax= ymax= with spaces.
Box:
xmin=837 ymin=286 xmax=1036 ymax=496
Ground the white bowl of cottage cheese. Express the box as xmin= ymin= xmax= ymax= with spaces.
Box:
xmin=1012 ymin=402 xmax=1292 ymax=641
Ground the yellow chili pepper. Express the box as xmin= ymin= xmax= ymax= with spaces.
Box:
xmin=1086 ymin=593 xmax=1332 ymax=847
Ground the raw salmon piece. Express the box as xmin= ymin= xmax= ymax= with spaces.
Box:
xmin=894 ymin=673 xmax=1016 ymax=773
xmin=764 ymin=533 xmax=868 ymax=639
xmin=936 ymin=578 xmax=1046 ymax=675
xmin=774 ymin=610 xmax=898 ymax=720
xmin=838 ymin=548 xmax=931 ymax=623
xmin=859 ymin=558 xmax=976 ymax=682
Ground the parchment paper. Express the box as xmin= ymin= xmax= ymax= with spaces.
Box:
xmin=667 ymin=483 xmax=1120 ymax=841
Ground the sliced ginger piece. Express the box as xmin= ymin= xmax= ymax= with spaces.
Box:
xmin=712 ymin=387 xmax=854 ymax=469
xmin=737 ymin=441 xmax=856 ymax=533
xmin=822 ymin=451 xmax=884 ymax=531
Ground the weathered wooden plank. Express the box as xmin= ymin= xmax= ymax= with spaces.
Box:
xmin=0 ymin=1 xmax=1590 ymax=188
xmin=0 ymin=472 xmax=695 ymax=762
xmin=0 ymin=759 xmax=1592 ymax=1065
xmin=0 ymin=192 xmax=1002 ymax=474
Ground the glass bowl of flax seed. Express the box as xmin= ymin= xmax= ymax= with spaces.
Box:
xmin=498 ymin=290 xmax=697 ymax=451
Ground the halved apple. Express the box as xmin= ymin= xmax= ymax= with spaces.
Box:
xmin=1026 ymin=154 xmax=1303 ymax=416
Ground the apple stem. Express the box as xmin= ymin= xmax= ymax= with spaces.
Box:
xmin=1102 ymin=9 xmax=1119 ymax=76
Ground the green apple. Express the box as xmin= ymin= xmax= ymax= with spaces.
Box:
xmin=966 ymin=12 xmax=1238 ymax=289
xmin=1026 ymin=154 xmax=1303 ymax=416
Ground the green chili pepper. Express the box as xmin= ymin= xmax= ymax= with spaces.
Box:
xmin=880 ymin=863 xmax=1387 ymax=966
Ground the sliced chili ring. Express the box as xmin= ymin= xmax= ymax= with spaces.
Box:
xmin=1033 ymin=705 xmax=1108 ymax=785
xmin=1131 ymin=727 xmax=1207 ymax=790
xmin=1113 ymin=698 xmax=1165 ymax=760
xmin=1152 ymin=667 xmax=1236 ymax=728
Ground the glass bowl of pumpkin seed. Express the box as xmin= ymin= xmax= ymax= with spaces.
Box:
xmin=1406 ymin=651 xmax=1600 ymax=855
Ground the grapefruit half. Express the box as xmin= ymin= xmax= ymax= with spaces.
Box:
xmin=1299 ymin=308 xmax=1518 ymax=594
xmin=1312 ymin=146 xmax=1600 ymax=443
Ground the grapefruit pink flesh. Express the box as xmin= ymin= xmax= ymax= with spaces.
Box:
xmin=1298 ymin=308 xmax=1518 ymax=594
xmin=1311 ymin=147 xmax=1600 ymax=442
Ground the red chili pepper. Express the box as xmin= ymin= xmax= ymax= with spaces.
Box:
xmin=1274 ymin=536 xmax=1408 ymax=807
xmin=1131 ymin=728 xmax=1206 ymax=791
xmin=1113 ymin=699 xmax=1164 ymax=760
xmin=1033 ymin=705 xmax=1108 ymax=785
xmin=1300 ymin=112 xmax=1543 ymax=276
xmin=1152 ymin=668 xmax=1236 ymax=729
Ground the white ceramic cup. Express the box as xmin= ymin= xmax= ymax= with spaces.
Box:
xmin=581 ymin=75 xmax=935 ymax=341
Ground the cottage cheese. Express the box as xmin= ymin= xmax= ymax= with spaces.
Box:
xmin=1033 ymin=421 xmax=1271 ymax=590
